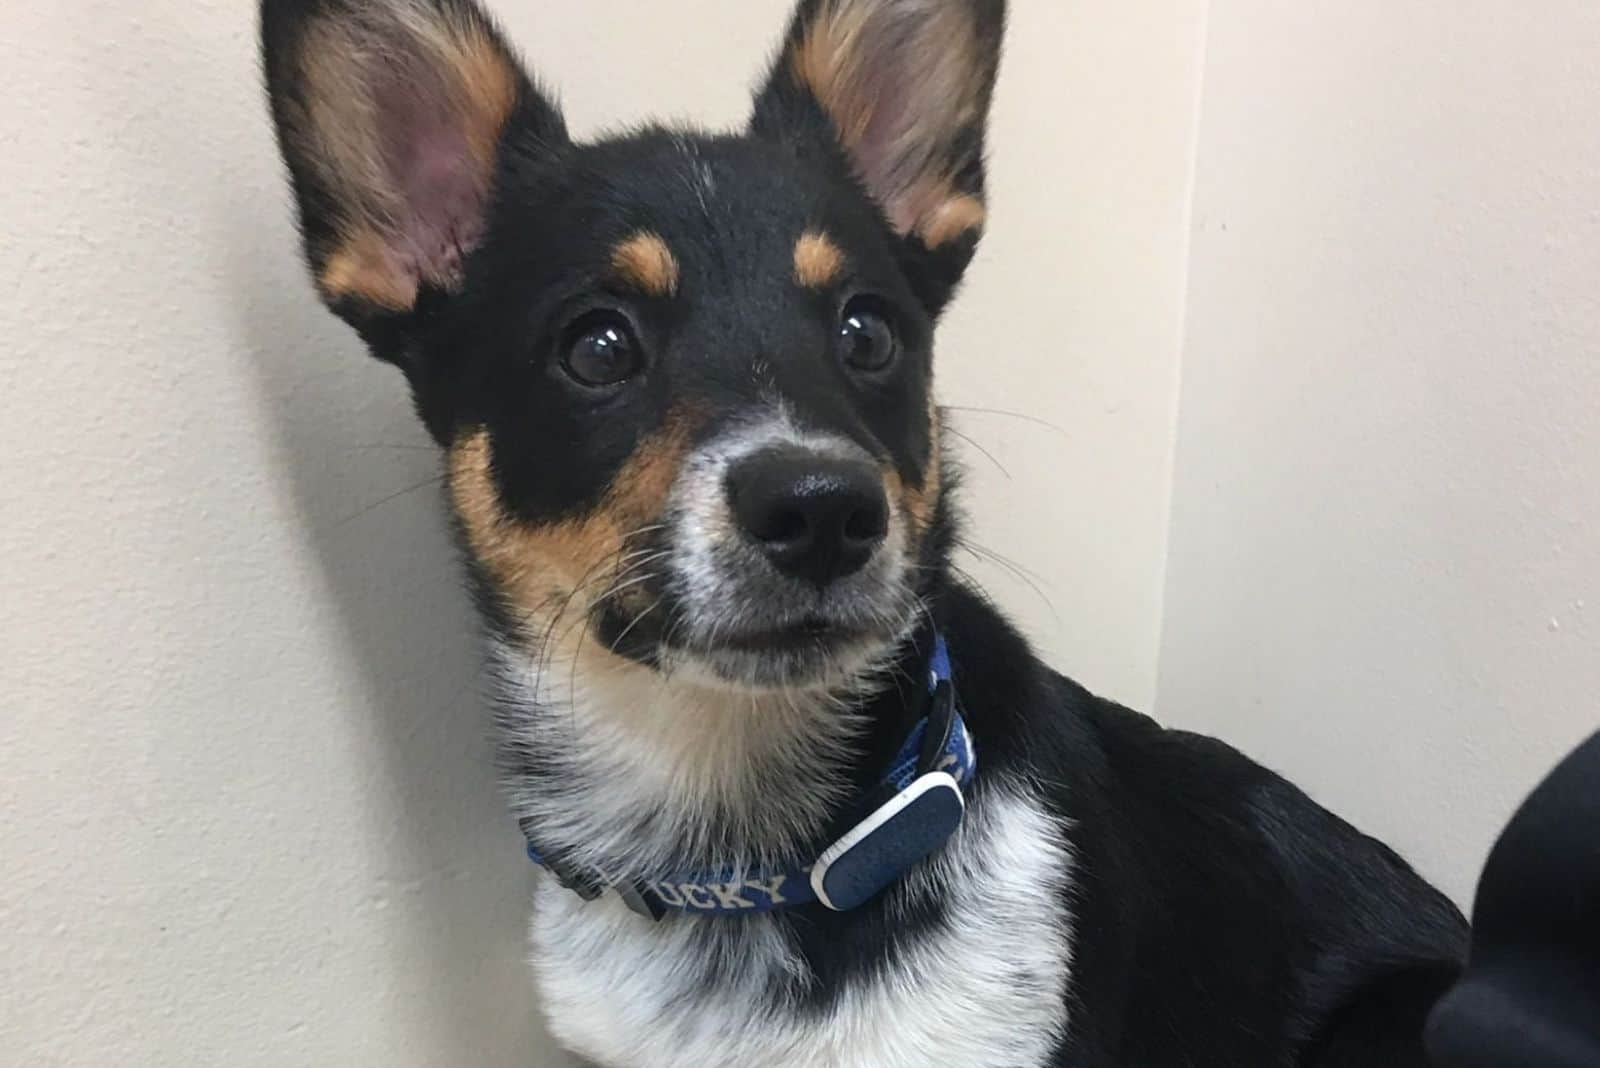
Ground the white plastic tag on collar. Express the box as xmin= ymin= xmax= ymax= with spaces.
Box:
xmin=809 ymin=770 xmax=966 ymax=912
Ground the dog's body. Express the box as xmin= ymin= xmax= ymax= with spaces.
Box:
xmin=513 ymin=584 xmax=1467 ymax=1067
xmin=261 ymin=1 xmax=1469 ymax=1063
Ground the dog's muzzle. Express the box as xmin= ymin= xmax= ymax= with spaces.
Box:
xmin=648 ymin=423 xmax=917 ymax=689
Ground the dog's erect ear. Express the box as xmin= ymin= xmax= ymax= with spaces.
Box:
xmin=261 ymin=0 xmax=566 ymax=352
xmin=751 ymin=0 xmax=1005 ymax=306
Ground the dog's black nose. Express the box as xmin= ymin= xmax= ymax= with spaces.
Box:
xmin=726 ymin=447 xmax=889 ymax=587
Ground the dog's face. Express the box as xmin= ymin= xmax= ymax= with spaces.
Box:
xmin=263 ymin=0 xmax=1003 ymax=692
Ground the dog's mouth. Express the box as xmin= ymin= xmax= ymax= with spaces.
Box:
xmin=666 ymin=614 xmax=910 ymax=692
xmin=592 ymin=580 xmax=914 ymax=693
xmin=718 ymin=617 xmax=869 ymax=653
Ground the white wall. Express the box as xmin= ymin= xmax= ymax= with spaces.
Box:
xmin=937 ymin=0 xmax=1205 ymax=708
xmin=1156 ymin=3 xmax=1600 ymax=904
xmin=0 ymin=1 xmax=1199 ymax=1063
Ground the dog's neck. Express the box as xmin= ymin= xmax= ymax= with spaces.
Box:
xmin=491 ymin=627 xmax=934 ymax=883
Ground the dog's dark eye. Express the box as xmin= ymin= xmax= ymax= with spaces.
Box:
xmin=837 ymin=299 xmax=898 ymax=374
xmin=560 ymin=313 xmax=643 ymax=388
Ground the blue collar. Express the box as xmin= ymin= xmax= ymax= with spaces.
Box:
xmin=523 ymin=634 xmax=975 ymax=919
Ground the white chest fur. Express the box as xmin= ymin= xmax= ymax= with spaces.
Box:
xmin=530 ymin=789 xmax=1074 ymax=1068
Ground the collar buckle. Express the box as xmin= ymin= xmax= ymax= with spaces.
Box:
xmin=809 ymin=769 xmax=967 ymax=911
xmin=520 ymin=821 xmax=606 ymax=902
xmin=613 ymin=880 xmax=668 ymax=921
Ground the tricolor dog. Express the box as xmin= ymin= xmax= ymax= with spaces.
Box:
xmin=260 ymin=1 xmax=1471 ymax=1063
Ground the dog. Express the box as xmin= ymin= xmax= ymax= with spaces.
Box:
xmin=260 ymin=1 xmax=1474 ymax=1063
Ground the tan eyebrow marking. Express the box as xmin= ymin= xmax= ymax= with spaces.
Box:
xmin=793 ymin=230 xmax=846 ymax=288
xmin=609 ymin=231 xmax=680 ymax=297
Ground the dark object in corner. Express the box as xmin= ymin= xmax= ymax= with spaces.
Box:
xmin=1427 ymin=730 xmax=1600 ymax=1068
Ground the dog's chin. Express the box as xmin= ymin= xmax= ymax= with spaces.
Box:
xmin=659 ymin=621 xmax=907 ymax=695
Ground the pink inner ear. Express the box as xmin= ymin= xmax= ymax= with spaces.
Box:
xmin=372 ymin=66 xmax=492 ymax=291
xmin=849 ymin=62 xmax=921 ymax=231
xmin=791 ymin=2 xmax=989 ymax=240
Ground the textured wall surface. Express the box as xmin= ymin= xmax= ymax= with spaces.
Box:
xmin=0 ymin=1 xmax=1201 ymax=1063
xmin=1157 ymin=3 xmax=1600 ymax=904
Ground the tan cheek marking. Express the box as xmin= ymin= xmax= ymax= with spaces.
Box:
xmin=449 ymin=430 xmax=614 ymax=621
xmin=794 ymin=230 xmax=846 ymax=288
xmin=610 ymin=231 xmax=681 ymax=297
xmin=448 ymin=418 xmax=694 ymax=641
xmin=888 ymin=408 xmax=944 ymax=541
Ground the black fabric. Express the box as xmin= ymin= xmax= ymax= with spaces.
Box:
xmin=1426 ymin=731 xmax=1600 ymax=1068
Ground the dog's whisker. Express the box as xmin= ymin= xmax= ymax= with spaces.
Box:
xmin=326 ymin=471 xmax=445 ymax=530
xmin=940 ymin=403 xmax=1073 ymax=440
xmin=944 ymin=425 xmax=1011 ymax=480
xmin=956 ymin=537 xmax=1058 ymax=620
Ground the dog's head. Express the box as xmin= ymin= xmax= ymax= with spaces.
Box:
xmin=263 ymin=0 xmax=1003 ymax=694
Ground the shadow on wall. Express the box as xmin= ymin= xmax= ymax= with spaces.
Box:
xmin=74 ymin=7 xmax=557 ymax=1066
xmin=224 ymin=241 xmax=547 ymax=1060
xmin=217 ymin=131 xmax=564 ymax=1068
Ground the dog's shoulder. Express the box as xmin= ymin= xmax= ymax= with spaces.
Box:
xmin=943 ymin=584 xmax=1468 ymax=1063
xmin=1075 ymin=695 xmax=1470 ymax=1063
